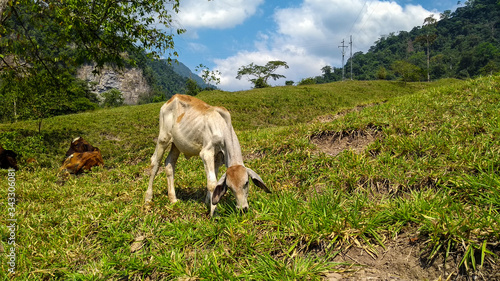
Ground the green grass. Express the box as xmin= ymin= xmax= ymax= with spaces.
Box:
xmin=1 ymin=78 xmax=499 ymax=280
xmin=198 ymin=80 xmax=454 ymax=130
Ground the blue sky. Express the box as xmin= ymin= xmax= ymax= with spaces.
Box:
xmin=167 ymin=0 xmax=460 ymax=91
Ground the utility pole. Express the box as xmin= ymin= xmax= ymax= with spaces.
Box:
xmin=350 ymin=35 xmax=353 ymax=80
xmin=338 ymin=39 xmax=348 ymax=81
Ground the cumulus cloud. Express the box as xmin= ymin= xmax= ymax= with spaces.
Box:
xmin=272 ymin=0 xmax=438 ymax=59
xmin=211 ymin=0 xmax=439 ymax=91
xmin=351 ymin=1 xmax=438 ymax=47
xmin=176 ymin=0 xmax=264 ymax=29
xmin=214 ymin=47 xmax=328 ymax=91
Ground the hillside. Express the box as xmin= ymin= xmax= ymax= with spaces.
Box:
xmin=141 ymin=59 xmax=212 ymax=103
xmin=324 ymin=0 xmax=500 ymax=82
xmin=171 ymin=61 xmax=213 ymax=89
xmin=140 ymin=58 xmax=190 ymax=102
xmin=0 ymin=79 xmax=449 ymax=164
xmin=0 ymin=78 xmax=499 ymax=280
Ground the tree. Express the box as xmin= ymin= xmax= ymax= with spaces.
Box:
xmin=415 ymin=15 xmax=438 ymax=81
xmin=236 ymin=61 xmax=289 ymax=88
xmin=377 ymin=66 xmax=388 ymax=80
xmin=102 ymin=89 xmax=124 ymax=108
xmin=298 ymin=77 xmax=316 ymax=85
xmin=0 ymin=0 xmax=184 ymax=127
xmin=0 ymin=68 xmax=98 ymax=130
xmin=195 ymin=64 xmax=221 ymax=87
xmin=1 ymin=0 xmax=184 ymax=74
xmin=185 ymin=78 xmax=201 ymax=96
xmin=321 ymin=66 xmax=334 ymax=82
xmin=392 ymin=60 xmax=423 ymax=83
xmin=440 ymin=10 xmax=452 ymax=20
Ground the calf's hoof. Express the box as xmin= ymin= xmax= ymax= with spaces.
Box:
xmin=143 ymin=200 xmax=154 ymax=212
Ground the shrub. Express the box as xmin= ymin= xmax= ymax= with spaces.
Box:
xmin=101 ymin=89 xmax=124 ymax=107
xmin=298 ymin=77 xmax=316 ymax=85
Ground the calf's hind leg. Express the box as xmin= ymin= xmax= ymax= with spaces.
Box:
xmin=164 ymin=145 xmax=180 ymax=203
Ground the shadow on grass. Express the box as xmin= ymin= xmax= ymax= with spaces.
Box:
xmin=0 ymin=128 xmax=86 ymax=167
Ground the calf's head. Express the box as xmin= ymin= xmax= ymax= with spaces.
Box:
xmin=212 ymin=165 xmax=270 ymax=212
xmin=66 ymin=137 xmax=96 ymax=158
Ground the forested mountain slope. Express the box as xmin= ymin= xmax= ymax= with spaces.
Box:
xmin=327 ymin=0 xmax=500 ymax=82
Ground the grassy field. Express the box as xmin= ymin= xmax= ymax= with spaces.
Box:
xmin=0 ymin=78 xmax=499 ymax=280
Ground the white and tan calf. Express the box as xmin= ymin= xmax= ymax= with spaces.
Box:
xmin=146 ymin=94 xmax=270 ymax=216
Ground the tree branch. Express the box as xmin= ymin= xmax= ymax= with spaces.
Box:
xmin=10 ymin=4 xmax=58 ymax=82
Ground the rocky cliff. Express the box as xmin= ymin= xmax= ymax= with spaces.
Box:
xmin=77 ymin=65 xmax=150 ymax=105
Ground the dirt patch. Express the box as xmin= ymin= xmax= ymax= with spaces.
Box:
xmin=100 ymin=132 xmax=121 ymax=141
xmin=329 ymin=234 xmax=438 ymax=280
xmin=327 ymin=233 xmax=462 ymax=281
xmin=311 ymin=127 xmax=382 ymax=157
xmin=325 ymin=231 xmax=500 ymax=281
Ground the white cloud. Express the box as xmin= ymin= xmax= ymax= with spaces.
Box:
xmin=176 ymin=0 xmax=265 ymax=29
xmin=195 ymin=0 xmax=440 ymax=91
xmin=187 ymin=42 xmax=208 ymax=53
xmin=352 ymin=2 xmax=438 ymax=46
xmin=213 ymin=39 xmax=328 ymax=91
xmin=273 ymin=0 xmax=438 ymax=58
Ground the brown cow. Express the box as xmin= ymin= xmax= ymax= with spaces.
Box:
xmin=0 ymin=144 xmax=18 ymax=171
xmin=60 ymin=148 xmax=104 ymax=174
xmin=61 ymin=137 xmax=104 ymax=174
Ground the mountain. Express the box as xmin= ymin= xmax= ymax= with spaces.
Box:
xmin=138 ymin=59 xmax=215 ymax=103
xmin=171 ymin=62 xmax=204 ymax=87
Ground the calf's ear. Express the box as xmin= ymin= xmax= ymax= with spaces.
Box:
xmin=247 ymin=168 xmax=271 ymax=193
xmin=212 ymin=173 xmax=227 ymax=205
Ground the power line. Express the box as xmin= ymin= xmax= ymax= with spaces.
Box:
xmin=344 ymin=1 xmax=381 ymax=82
xmin=355 ymin=1 xmax=381 ymax=37
xmin=348 ymin=0 xmax=369 ymax=36
xmin=338 ymin=39 xmax=348 ymax=81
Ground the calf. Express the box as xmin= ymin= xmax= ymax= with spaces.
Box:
xmin=146 ymin=94 xmax=270 ymax=217
xmin=60 ymin=149 xmax=104 ymax=174
xmin=61 ymin=137 xmax=103 ymax=174
xmin=65 ymin=137 xmax=96 ymax=159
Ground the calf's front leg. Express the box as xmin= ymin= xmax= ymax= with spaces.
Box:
xmin=146 ymin=142 xmax=168 ymax=203
xmin=200 ymin=148 xmax=218 ymax=217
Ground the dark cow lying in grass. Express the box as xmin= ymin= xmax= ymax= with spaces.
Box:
xmin=0 ymin=144 xmax=18 ymax=171
xmin=60 ymin=137 xmax=103 ymax=174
